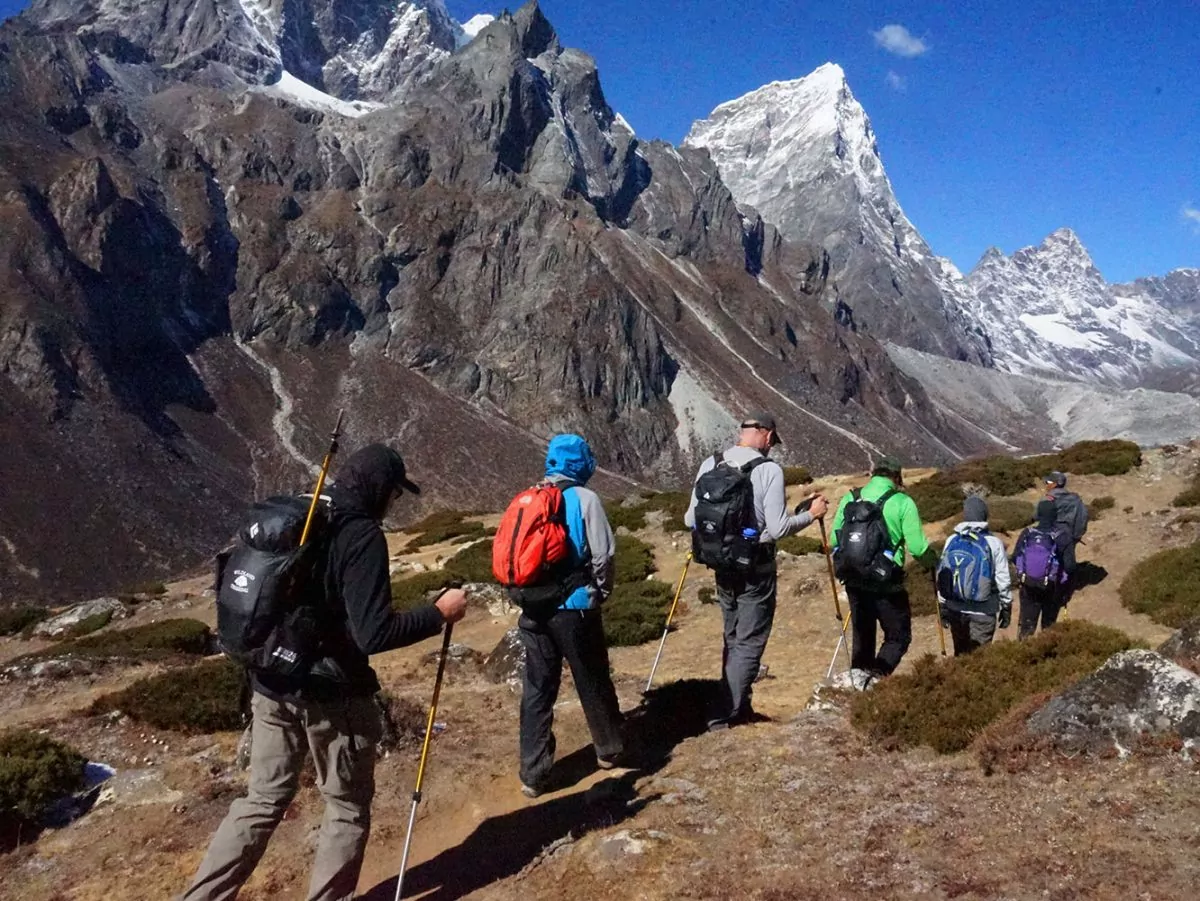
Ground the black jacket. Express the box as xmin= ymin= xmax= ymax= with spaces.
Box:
xmin=254 ymin=445 xmax=444 ymax=700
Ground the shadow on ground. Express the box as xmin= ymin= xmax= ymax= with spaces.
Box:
xmin=362 ymin=678 xmax=719 ymax=900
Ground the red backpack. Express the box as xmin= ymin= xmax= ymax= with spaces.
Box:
xmin=492 ymin=483 xmax=572 ymax=588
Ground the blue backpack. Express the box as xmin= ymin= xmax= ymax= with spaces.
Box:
xmin=936 ymin=529 xmax=994 ymax=605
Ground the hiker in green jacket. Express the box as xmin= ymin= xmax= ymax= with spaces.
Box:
xmin=830 ymin=457 xmax=935 ymax=678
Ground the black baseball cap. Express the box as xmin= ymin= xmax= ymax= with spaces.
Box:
xmin=741 ymin=411 xmax=782 ymax=446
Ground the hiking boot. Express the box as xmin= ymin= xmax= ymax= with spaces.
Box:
xmin=520 ymin=782 xmax=544 ymax=799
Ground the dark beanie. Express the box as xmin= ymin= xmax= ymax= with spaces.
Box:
xmin=1036 ymin=499 xmax=1056 ymax=528
xmin=963 ymin=495 xmax=989 ymax=523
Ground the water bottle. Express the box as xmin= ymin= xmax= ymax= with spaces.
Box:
xmin=735 ymin=527 xmax=758 ymax=568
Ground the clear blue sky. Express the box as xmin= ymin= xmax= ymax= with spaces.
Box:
xmin=4 ymin=0 xmax=1196 ymax=282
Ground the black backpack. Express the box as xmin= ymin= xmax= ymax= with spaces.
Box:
xmin=833 ymin=488 xmax=902 ymax=588
xmin=691 ymin=451 xmax=766 ymax=572
xmin=214 ymin=495 xmax=332 ymax=677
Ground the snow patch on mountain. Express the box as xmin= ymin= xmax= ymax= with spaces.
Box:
xmin=966 ymin=228 xmax=1200 ymax=389
xmin=683 ymin=63 xmax=991 ymax=365
xmin=458 ymin=14 xmax=496 ymax=44
xmin=255 ymin=71 xmax=384 ymax=118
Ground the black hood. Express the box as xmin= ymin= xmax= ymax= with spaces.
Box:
xmin=331 ymin=443 xmax=419 ymax=520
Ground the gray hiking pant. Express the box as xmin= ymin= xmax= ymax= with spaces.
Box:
xmin=711 ymin=566 xmax=777 ymax=727
xmin=945 ymin=610 xmax=997 ymax=656
xmin=182 ymin=691 xmax=382 ymax=901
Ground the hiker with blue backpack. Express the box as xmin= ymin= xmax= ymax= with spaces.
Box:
xmin=1013 ymin=498 xmax=1073 ymax=639
xmin=830 ymin=456 xmax=935 ymax=679
xmin=935 ymin=496 xmax=1013 ymax=656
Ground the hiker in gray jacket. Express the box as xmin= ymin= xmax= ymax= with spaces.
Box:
xmin=684 ymin=411 xmax=827 ymax=729
xmin=1044 ymin=470 xmax=1088 ymax=601
xmin=936 ymin=496 xmax=1013 ymax=656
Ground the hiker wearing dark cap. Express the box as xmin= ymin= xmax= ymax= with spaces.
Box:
xmin=516 ymin=434 xmax=626 ymax=798
xmin=830 ymin=457 xmax=934 ymax=678
xmin=935 ymin=496 xmax=1013 ymax=655
xmin=685 ymin=413 xmax=828 ymax=729
xmin=184 ymin=444 xmax=467 ymax=901
xmin=1043 ymin=471 xmax=1088 ymax=605
xmin=1013 ymin=498 xmax=1073 ymax=639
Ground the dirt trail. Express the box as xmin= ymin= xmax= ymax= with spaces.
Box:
xmin=3 ymin=448 xmax=1199 ymax=900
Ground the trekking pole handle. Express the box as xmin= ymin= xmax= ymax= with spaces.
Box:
xmin=817 ymin=518 xmax=843 ymax=621
xmin=300 ymin=410 xmax=345 ymax=546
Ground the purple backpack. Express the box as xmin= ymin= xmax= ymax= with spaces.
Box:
xmin=1015 ymin=528 xmax=1063 ymax=588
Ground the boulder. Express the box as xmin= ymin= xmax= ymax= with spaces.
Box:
xmin=1026 ymin=649 xmax=1200 ymax=755
xmin=32 ymin=597 xmax=128 ymax=639
xmin=1158 ymin=617 xmax=1200 ymax=673
xmin=463 ymin=582 xmax=515 ymax=618
xmin=483 ymin=628 xmax=525 ymax=689
xmin=421 ymin=642 xmax=486 ymax=670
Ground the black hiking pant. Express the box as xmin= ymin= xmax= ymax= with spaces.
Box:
xmin=518 ymin=608 xmax=624 ymax=789
xmin=1018 ymin=584 xmax=1064 ymax=639
xmin=847 ymin=586 xmax=911 ymax=676
xmin=944 ymin=609 xmax=997 ymax=656
xmin=710 ymin=565 xmax=777 ymax=727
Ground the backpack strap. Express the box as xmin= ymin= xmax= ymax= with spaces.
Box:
xmin=851 ymin=488 xmax=862 ymax=501
xmin=876 ymin=488 xmax=899 ymax=508
xmin=739 ymin=456 xmax=768 ymax=475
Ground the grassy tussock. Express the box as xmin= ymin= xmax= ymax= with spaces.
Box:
xmin=92 ymin=658 xmax=246 ymax=733
xmin=0 ymin=731 xmax=87 ymax=847
xmin=19 ymin=619 xmax=211 ymax=663
xmin=0 ymin=605 xmax=49 ymax=637
xmin=402 ymin=510 xmax=489 ymax=551
xmin=1120 ymin=541 xmax=1200 ymax=628
xmin=850 ymin=621 xmax=1136 ymax=754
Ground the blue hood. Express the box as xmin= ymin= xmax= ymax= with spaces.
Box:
xmin=545 ymin=434 xmax=596 ymax=485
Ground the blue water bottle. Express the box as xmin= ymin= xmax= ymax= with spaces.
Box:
xmin=736 ymin=527 xmax=758 ymax=568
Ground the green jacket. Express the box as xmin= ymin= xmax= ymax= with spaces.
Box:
xmin=830 ymin=476 xmax=930 ymax=567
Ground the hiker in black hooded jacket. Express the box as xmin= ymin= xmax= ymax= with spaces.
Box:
xmin=184 ymin=444 xmax=467 ymax=901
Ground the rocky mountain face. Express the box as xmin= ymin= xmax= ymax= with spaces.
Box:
xmin=683 ymin=64 xmax=992 ymax=366
xmin=967 ymin=230 xmax=1200 ymax=392
xmin=0 ymin=1 xmax=996 ymax=601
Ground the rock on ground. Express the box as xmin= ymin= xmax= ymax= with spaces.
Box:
xmin=1159 ymin=617 xmax=1200 ymax=673
xmin=1026 ymin=649 xmax=1200 ymax=755
xmin=483 ymin=628 xmax=525 ymax=689
xmin=32 ymin=597 xmax=128 ymax=638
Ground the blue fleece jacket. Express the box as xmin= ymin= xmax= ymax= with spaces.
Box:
xmin=544 ymin=435 xmax=614 ymax=610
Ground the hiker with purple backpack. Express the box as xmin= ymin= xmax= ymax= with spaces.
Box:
xmin=1012 ymin=499 xmax=1073 ymax=639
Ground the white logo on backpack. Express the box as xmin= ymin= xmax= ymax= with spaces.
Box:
xmin=231 ymin=571 xmax=255 ymax=594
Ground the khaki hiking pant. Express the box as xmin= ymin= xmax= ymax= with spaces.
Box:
xmin=182 ymin=691 xmax=382 ymax=901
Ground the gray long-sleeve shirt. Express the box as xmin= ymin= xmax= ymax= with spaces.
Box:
xmin=683 ymin=446 xmax=814 ymax=541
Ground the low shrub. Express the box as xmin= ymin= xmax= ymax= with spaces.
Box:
xmin=19 ymin=619 xmax=211 ymax=663
xmin=988 ymin=498 xmax=1035 ymax=534
xmin=907 ymin=478 xmax=966 ymax=524
xmin=698 ymin=586 xmax=717 ymax=605
xmin=1056 ymin=439 xmax=1142 ymax=476
xmin=906 ymin=564 xmax=939 ymax=616
xmin=603 ymin=580 xmax=671 ymax=647
xmin=782 ymin=466 xmax=812 ymax=486
xmin=402 ymin=510 xmax=488 ymax=551
xmin=850 ymin=620 xmax=1136 ymax=754
xmin=1172 ymin=473 xmax=1200 ymax=508
xmin=64 ymin=610 xmax=114 ymax=639
xmin=607 ymin=504 xmax=649 ymax=533
xmin=124 ymin=581 xmax=168 ymax=598
xmin=614 ymin=533 xmax=657 ymax=584
xmin=391 ymin=571 xmax=460 ymax=612
xmin=92 ymin=657 xmax=246 ymax=733
xmin=777 ymin=535 xmax=824 ymax=556
xmin=0 ymin=605 xmax=48 ymax=637
xmin=0 ymin=731 xmax=87 ymax=845
xmin=1175 ymin=511 xmax=1200 ymax=525
xmin=442 ymin=540 xmax=494 ymax=584
xmin=1120 ymin=542 xmax=1200 ymax=628
xmin=1087 ymin=495 xmax=1116 ymax=521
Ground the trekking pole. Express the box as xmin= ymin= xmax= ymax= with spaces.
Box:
xmin=817 ymin=517 xmax=854 ymax=675
xmin=300 ymin=409 xmax=344 ymax=545
xmin=932 ymin=570 xmax=947 ymax=657
xmin=645 ymin=552 xmax=692 ymax=694
xmin=395 ymin=621 xmax=454 ymax=901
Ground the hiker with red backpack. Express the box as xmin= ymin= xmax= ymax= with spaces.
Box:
xmin=493 ymin=434 xmax=626 ymax=798
xmin=684 ymin=412 xmax=828 ymax=730
xmin=186 ymin=444 xmax=467 ymax=901
xmin=935 ymin=496 xmax=1013 ymax=655
xmin=830 ymin=457 xmax=935 ymax=680
xmin=1013 ymin=498 xmax=1072 ymax=638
